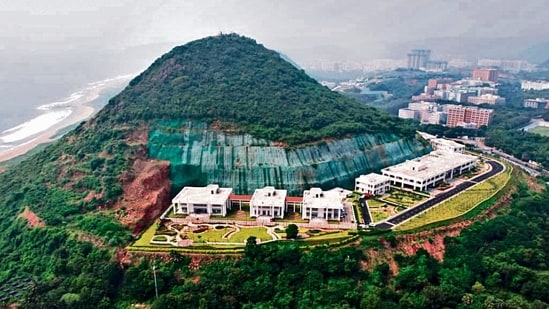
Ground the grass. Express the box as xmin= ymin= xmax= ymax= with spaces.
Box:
xmin=367 ymin=199 xmax=386 ymax=208
xmin=152 ymin=235 xmax=168 ymax=242
xmin=133 ymin=223 xmax=158 ymax=246
xmin=395 ymin=164 xmax=511 ymax=231
xmin=371 ymin=211 xmax=390 ymax=222
xmin=383 ymin=189 xmax=427 ymax=207
xmin=529 ymin=126 xmax=549 ymax=137
xmin=191 ymin=227 xmax=234 ymax=242
xmin=353 ymin=203 xmax=364 ymax=224
xmin=230 ymin=227 xmax=273 ymax=243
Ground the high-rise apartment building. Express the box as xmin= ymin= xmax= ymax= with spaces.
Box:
xmin=446 ymin=105 xmax=494 ymax=128
xmin=472 ymin=68 xmax=498 ymax=82
xmin=407 ymin=49 xmax=431 ymax=69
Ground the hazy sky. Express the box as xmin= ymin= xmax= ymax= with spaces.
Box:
xmin=1 ymin=0 xmax=548 ymax=62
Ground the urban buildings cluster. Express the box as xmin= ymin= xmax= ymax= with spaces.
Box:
xmin=415 ymin=69 xmax=504 ymax=105
xmin=477 ymin=59 xmax=535 ymax=73
xmin=398 ymin=101 xmax=494 ymax=128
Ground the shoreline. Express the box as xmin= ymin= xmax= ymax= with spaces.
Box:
xmin=0 ymin=77 xmax=131 ymax=165
xmin=0 ymin=101 xmax=95 ymax=164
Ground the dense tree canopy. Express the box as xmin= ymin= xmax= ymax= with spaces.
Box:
xmin=97 ymin=33 xmax=416 ymax=145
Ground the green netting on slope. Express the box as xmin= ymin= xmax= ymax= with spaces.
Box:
xmin=148 ymin=120 xmax=431 ymax=195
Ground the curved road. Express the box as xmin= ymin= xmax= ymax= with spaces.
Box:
xmin=374 ymin=160 xmax=505 ymax=230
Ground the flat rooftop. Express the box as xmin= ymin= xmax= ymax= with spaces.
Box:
xmin=302 ymin=188 xmax=343 ymax=210
xmin=431 ymin=138 xmax=465 ymax=148
xmin=172 ymin=184 xmax=232 ymax=205
xmin=381 ymin=151 xmax=478 ymax=180
xmin=250 ymin=186 xmax=287 ymax=207
xmin=356 ymin=173 xmax=390 ymax=184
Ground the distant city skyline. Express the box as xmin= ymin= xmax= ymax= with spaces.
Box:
xmin=1 ymin=0 xmax=548 ymax=65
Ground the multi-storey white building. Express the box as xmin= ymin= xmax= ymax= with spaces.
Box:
xmin=430 ymin=138 xmax=465 ymax=153
xmin=381 ymin=151 xmax=478 ymax=191
xmin=521 ymin=80 xmax=549 ymax=91
xmin=171 ymin=184 xmax=233 ymax=216
xmin=301 ymin=188 xmax=344 ymax=221
xmin=355 ymin=173 xmax=391 ymax=195
xmin=250 ymin=186 xmax=287 ymax=218
xmin=524 ymin=98 xmax=548 ymax=109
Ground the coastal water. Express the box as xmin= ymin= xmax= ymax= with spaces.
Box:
xmin=0 ymin=75 xmax=133 ymax=157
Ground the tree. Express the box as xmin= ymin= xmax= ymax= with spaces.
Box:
xmin=286 ymin=224 xmax=299 ymax=239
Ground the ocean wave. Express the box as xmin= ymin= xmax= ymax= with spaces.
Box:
xmin=0 ymin=109 xmax=73 ymax=143
xmin=37 ymin=92 xmax=84 ymax=110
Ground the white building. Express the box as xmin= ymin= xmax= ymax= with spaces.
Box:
xmin=355 ymin=173 xmax=391 ymax=195
xmin=250 ymin=186 xmax=287 ymax=218
xmin=430 ymin=138 xmax=465 ymax=153
xmin=398 ymin=108 xmax=419 ymax=120
xmin=521 ymin=80 xmax=549 ymax=91
xmin=467 ymin=94 xmax=506 ymax=105
xmin=381 ymin=151 xmax=478 ymax=191
xmin=301 ymin=188 xmax=345 ymax=221
xmin=171 ymin=184 xmax=233 ymax=216
xmin=524 ymin=98 xmax=548 ymax=109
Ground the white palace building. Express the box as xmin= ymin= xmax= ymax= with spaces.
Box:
xmin=171 ymin=184 xmax=233 ymax=216
xmin=355 ymin=173 xmax=391 ymax=195
xmin=381 ymin=151 xmax=478 ymax=191
xmin=301 ymin=188 xmax=345 ymax=220
xmin=249 ymin=186 xmax=287 ymax=219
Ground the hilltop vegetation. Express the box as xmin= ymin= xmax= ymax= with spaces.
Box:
xmin=98 ymin=33 xmax=415 ymax=145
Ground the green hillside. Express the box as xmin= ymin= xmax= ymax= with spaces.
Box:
xmin=97 ymin=33 xmax=414 ymax=145
xmin=0 ymin=33 xmax=546 ymax=308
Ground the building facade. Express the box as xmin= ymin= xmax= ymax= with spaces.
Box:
xmin=524 ymin=98 xmax=548 ymax=109
xmin=398 ymin=108 xmax=419 ymax=120
xmin=171 ymin=184 xmax=233 ymax=216
xmin=467 ymin=94 xmax=505 ymax=105
xmin=381 ymin=151 xmax=478 ymax=191
xmin=355 ymin=173 xmax=391 ymax=195
xmin=407 ymin=49 xmax=431 ymax=69
xmin=446 ymin=105 xmax=494 ymax=128
xmin=301 ymin=188 xmax=344 ymax=221
xmin=430 ymin=138 xmax=465 ymax=153
xmin=472 ymin=68 xmax=498 ymax=82
xmin=250 ymin=186 xmax=287 ymax=218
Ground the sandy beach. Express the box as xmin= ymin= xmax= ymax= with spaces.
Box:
xmin=0 ymin=104 xmax=94 ymax=163
xmin=0 ymin=76 xmax=131 ymax=164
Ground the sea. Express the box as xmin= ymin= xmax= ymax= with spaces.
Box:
xmin=0 ymin=74 xmax=133 ymax=157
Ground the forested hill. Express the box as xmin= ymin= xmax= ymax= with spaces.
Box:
xmin=96 ymin=33 xmax=414 ymax=145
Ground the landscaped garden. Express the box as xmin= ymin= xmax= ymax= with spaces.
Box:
xmin=382 ymin=189 xmax=428 ymax=207
xmin=394 ymin=164 xmax=511 ymax=231
xmin=128 ymin=219 xmax=359 ymax=253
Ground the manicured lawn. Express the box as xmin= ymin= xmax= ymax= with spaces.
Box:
xmin=395 ymin=165 xmax=511 ymax=231
xmin=229 ymin=227 xmax=273 ymax=243
xmin=367 ymin=199 xmax=386 ymax=208
xmin=190 ymin=227 xmax=234 ymax=242
xmin=530 ymin=126 xmax=549 ymax=137
xmin=133 ymin=223 xmax=158 ymax=246
xmin=371 ymin=211 xmax=390 ymax=222
xmin=383 ymin=190 xmax=427 ymax=207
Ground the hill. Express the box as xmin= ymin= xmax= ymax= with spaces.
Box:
xmin=97 ymin=33 xmax=414 ymax=144
xmin=0 ymin=34 xmax=428 ymax=306
xmin=0 ymin=33 xmax=547 ymax=309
